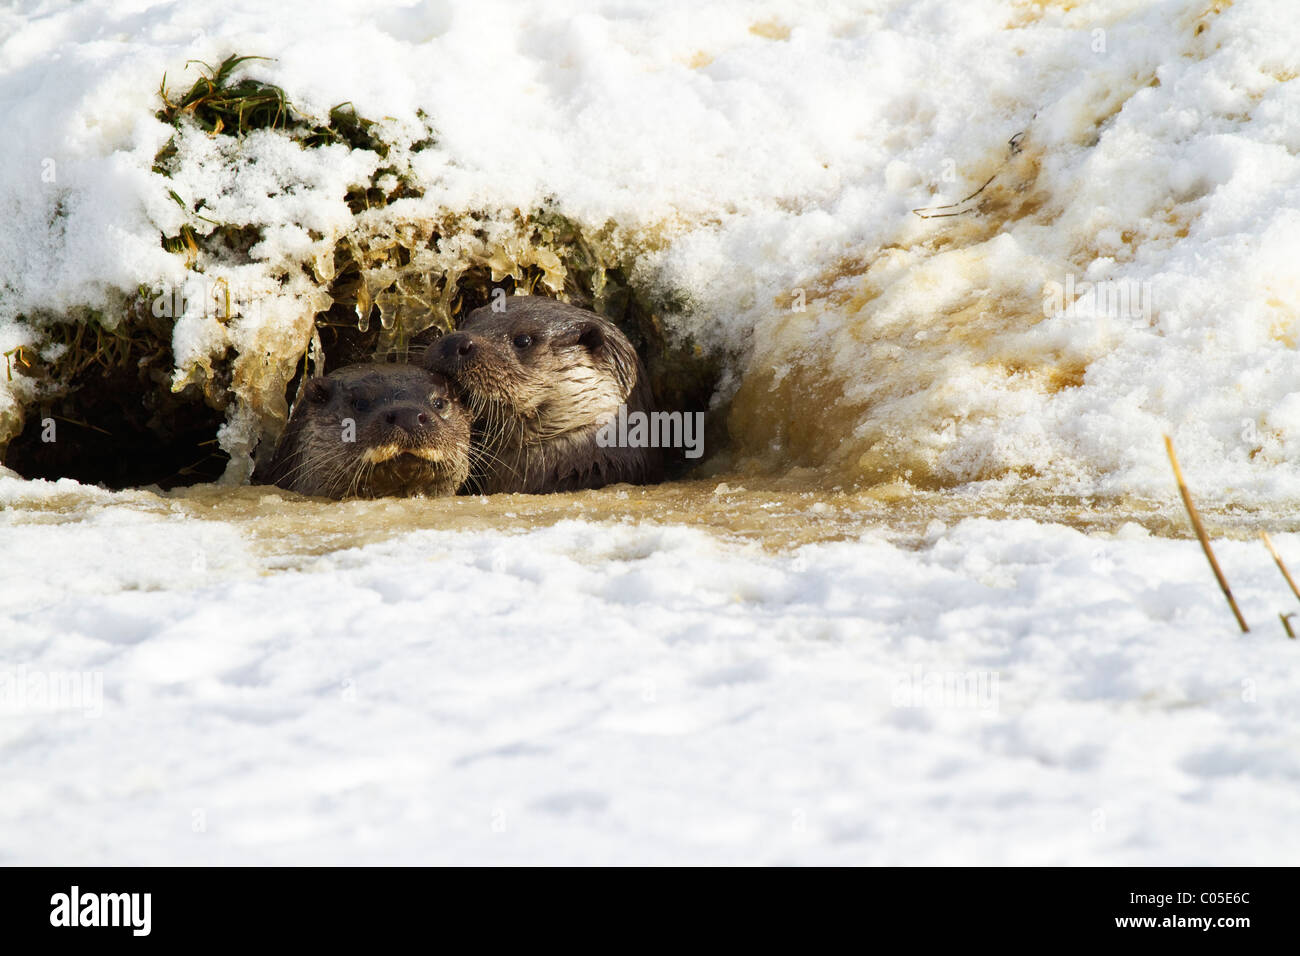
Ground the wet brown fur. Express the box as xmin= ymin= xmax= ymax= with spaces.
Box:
xmin=422 ymin=296 xmax=663 ymax=494
xmin=257 ymin=363 xmax=470 ymax=499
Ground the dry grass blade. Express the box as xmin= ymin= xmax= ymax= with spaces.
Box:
xmin=911 ymin=130 xmax=1026 ymax=219
xmin=1259 ymin=530 xmax=1300 ymax=603
xmin=1163 ymin=434 xmax=1249 ymax=633
xmin=1260 ymin=531 xmax=1300 ymax=639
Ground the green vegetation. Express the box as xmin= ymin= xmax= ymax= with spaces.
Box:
xmin=157 ymin=55 xmax=288 ymax=136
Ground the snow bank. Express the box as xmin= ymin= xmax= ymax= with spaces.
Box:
xmin=2 ymin=0 xmax=1298 ymax=495
xmin=2 ymin=477 xmax=1297 ymax=864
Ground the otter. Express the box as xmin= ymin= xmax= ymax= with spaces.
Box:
xmin=422 ymin=296 xmax=663 ymax=494
xmin=258 ymin=363 xmax=470 ymax=499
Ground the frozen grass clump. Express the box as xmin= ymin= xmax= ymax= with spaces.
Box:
xmin=4 ymin=55 xmax=710 ymax=487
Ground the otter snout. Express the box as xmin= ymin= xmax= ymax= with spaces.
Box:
xmin=429 ymin=332 xmax=478 ymax=371
xmin=259 ymin=362 xmax=472 ymax=499
xmin=382 ymin=404 xmax=431 ymax=433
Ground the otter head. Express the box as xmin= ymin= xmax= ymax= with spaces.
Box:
xmin=267 ymin=363 xmax=471 ymax=499
xmin=422 ymin=296 xmax=640 ymax=446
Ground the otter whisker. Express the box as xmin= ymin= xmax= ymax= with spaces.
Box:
xmin=419 ymin=296 xmax=663 ymax=494
xmin=258 ymin=363 xmax=471 ymax=500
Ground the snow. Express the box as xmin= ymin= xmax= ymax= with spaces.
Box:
xmin=2 ymin=0 xmax=1299 ymax=490
xmin=2 ymin=477 xmax=1299 ymax=864
xmin=3 ymin=0 xmax=1300 ymax=863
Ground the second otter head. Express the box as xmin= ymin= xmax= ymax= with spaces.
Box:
xmin=263 ymin=363 xmax=471 ymax=499
xmin=423 ymin=296 xmax=641 ymax=444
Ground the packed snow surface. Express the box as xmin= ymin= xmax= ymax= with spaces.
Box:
xmin=2 ymin=478 xmax=1299 ymax=865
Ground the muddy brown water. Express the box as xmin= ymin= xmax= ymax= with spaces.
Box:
xmin=5 ymin=475 xmax=1298 ymax=567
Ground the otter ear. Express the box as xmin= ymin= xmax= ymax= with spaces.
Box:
xmin=305 ymin=377 xmax=333 ymax=404
xmin=576 ymin=322 xmax=605 ymax=353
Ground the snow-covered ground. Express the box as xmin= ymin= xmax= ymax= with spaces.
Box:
xmin=3 ymin=0 xmax=1299 ymax=491
xmin=2 ymin=477 xmax=1298 ymax=865
xmin=3 ymin=0 xmax=1300 ymax=864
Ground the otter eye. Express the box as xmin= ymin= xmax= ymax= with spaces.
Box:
xmin=429 ymin=393 xmax=454 ymax=419
xmin=351 ymin=397 xmax=371 ymax=413
xmin=512 ymin=333 xmax=533 ymax=349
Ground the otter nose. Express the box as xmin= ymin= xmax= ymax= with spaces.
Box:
xmin=384 ymin=406 xmax=429 ymax=432
xmin=440 ymin=332 xmax=476 ymax=361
